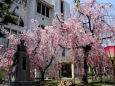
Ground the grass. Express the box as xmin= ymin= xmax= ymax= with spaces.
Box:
xmin=39 ymin=80 xmax=60 ymax=86
xmin=39 ymin=77 xmax=114 ymax=86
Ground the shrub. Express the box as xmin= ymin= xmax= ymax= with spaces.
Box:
xmin=88 ymin=71 xmax=93 ymax=76
xmin=0 ymin=69 xmax=5 ymax=83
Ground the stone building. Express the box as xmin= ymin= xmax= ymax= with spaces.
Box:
xmin=13 ymin=0 xmax=70 ymax=29
xmin=0 ymin=0 xmax=70 ymax=47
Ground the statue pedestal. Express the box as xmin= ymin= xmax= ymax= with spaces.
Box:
xmin=11 ymin=52 xmax=30 ymax=82
xmin=10 ymin=81 xmax=38 ymax=86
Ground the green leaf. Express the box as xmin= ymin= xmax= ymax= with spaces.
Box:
xmin=0 ymin=0 xmax=19 ymax=25
xmin=2 ymin=13 xmax=18 ymax=24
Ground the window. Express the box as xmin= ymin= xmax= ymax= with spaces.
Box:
xmin=11 ymin=30 xmax=17 ymax=35
xmin=19 ymin=19 xmax=24 ymax=27
xmin=46 ymin=7 xmax=49 ymax=17
xmin=37 ymin=2 xmax=41 ymax=13
xmin=61 ymin=1 xmax=64 ymax=14
xmin=37 ymin=2 xmax=50 ymax=18
xmin=42 ymin=5 xmax=45 ymax=16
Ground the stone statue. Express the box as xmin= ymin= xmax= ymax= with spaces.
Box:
xmin=11 ymin=39 xmax=30 ymax=82
xmin=12 ymin=40 xmax=26 ymax=67
xmin=17 ymin=40 xmax=26 ymax=52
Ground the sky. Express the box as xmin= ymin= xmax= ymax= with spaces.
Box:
xmin=66 ymin=0 xmax=115 ymax=9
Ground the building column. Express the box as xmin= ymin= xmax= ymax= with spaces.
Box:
xmin=71 ymin=63 xmax=75 ymax=79
xmin=26 ymin=0 xmax=36 ymax=30
xmin=34 ymin=69 xmax=37 ymax=78
xmin=88 ymin=66 xmax=91 ymax=72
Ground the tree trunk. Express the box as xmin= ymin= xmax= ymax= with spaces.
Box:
xmin=112 ymin=61 xmax=115 ymax=86
xmin=82 ymin=44 xmax=92 ymax=84
xmin=82 ymin=51 xmax=89 ymax=84
xmin=91 ymin=67 xmax=93 ymax=80
xmin=113 ymin=65 xmax=115 ymax=86
xmin=99 ymin=63 xmax=102 ymax=83
xmin=40 ymin=58 xmax=53 ymax=81
xmin=41 ymin=71 xmax=45 ymax=81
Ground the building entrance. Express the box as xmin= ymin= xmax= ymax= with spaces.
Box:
xmin=61 ymin=63 xmax=72 ymax=77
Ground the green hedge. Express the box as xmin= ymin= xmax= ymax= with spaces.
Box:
xmin=88 ymin=71 xmax=93 ymax=76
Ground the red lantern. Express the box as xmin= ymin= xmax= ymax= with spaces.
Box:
xmin=58 ymin=65 xmax=62 ymax=69
xmin=8 ymin=58 xmax=13 ymax=65
xmin=104 ymin=46 xmax=115 ymax=60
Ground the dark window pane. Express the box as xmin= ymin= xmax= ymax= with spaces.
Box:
xmin=19 ymin=19 xmax=24 ymax=27
xmin=61 ymin=1 xmax=64 ymax=13
xmin=46 ymin=7 xmax=49 ymax=17
xmin=42 ymin=5 xmax=45 ymax=16
xmin=37 ymin=2 xmax=41 ymax=13
xmin=12 ymin=30 xmax=17 ymax=35
xmin=22 ymin=57 xmax=26 ymax=70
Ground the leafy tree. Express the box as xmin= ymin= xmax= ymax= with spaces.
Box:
xmin=0 ymin=0 xmax=24 ymax=37
xmin=0 ymin=0 xmax=18 ymax=25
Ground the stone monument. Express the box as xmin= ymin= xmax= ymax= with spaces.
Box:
xmin=10 ymin=40 xmax=37 ymax=86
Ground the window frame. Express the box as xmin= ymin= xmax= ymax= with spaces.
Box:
xmin=37 ymin=2 xmax=50 ymax=18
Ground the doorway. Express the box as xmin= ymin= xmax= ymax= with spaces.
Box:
xmin=61 ymin=63 xmax=72 ymax=77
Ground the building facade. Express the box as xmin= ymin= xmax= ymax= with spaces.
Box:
xmin=0 ymin=0 xmax=70 ymax=46
xmin=13 ymin=0 xmax=70 ymax=29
